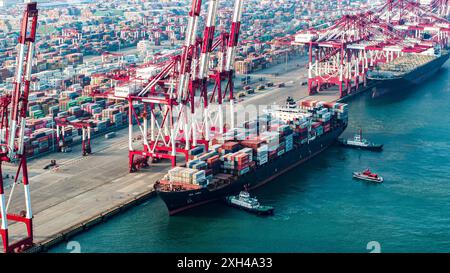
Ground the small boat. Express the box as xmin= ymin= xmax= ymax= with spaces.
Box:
xmin=225 ymin=191 xmax=274 ymax=215
xmin=338 ymin=129 xmax=383 ymax=151
xmin=353 ymin=169 xmax=384 ymax=183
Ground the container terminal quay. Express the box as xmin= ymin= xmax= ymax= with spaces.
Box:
xmin=4 ymin=55 xmax=346 ymax=253
xmin=0 ymin=0 xmax=449 ymax=253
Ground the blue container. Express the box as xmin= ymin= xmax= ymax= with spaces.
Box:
xmin=189 ymin=146 xmax=204 ymax=156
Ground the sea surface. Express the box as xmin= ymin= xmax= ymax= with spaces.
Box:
xmin=50 ymin=62 xmax=450 ymax=253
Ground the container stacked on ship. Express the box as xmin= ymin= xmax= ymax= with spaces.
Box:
xmin=155 ymin=99 xmax=349 ymax=215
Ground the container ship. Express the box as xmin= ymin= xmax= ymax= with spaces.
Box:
xmin=367 ymin=46 xmax=450 ymax=97
xmin=155 ymin=98 xmax=349 ymax=215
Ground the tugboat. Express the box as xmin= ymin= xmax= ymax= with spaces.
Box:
xmin=338 ymin=129 xmax=383 ymax=151
xmin=353 ymin=169 xmax=384 ymax=183
xmin=225 ymin=191 xmax=274 ymax=216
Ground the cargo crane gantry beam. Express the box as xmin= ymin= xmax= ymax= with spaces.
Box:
xmin=0 ymin=2 xmax=38 ymax=253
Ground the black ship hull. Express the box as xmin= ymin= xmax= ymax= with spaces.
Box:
xmin=370 ymin=53 xmax=450 ymax=98
xmin=156 ymin=125 xmax=346 ymax=215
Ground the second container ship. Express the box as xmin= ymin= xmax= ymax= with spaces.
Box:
xmin=155 ymin=98 xmax=349 ymax=215
xmin=367 ymin=45 xmax=450 ymax=97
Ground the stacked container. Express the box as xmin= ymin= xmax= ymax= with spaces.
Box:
xmin=221 ymin=151 xmax=251 ymax=176
xmin=285 ymin=133 xmax=294 ymax=152
xmin=168 ymin=167 xmax=206 ymax=185
xmin=240 ymin=139 xmax=268 ymax=166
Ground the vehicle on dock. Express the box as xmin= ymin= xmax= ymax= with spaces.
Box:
xmin=353 ymin=169 xmax=383 ymax=183
xmin=257 ymin=85 xmax=266 ymax=90
xmin=43 ymin=159 xmax=58 ymax=170
xmin=225 ymin=191 xmax=274 ymax=216
xmin=338 ymin=129 xmax=383 ymax=151
xmin=267 ymin=82 xmax=274 ymax=87
xmin=105 ymin=132 xmax=116 ymax=139
xmin=61 ymin=146 xmax=72 ymax=153
xmin=237 ymin=92 xmax=247 ymax=98
xmin=278 ymin=82 xmax=285 ymax=88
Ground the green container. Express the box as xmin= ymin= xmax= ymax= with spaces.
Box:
xmin=31 ymin=110 xmax=44 ymax=119
xmin=68 ymin=100 xmax=78 ymax=108
xmin=76 ymin=96 xmax=92 ymax=104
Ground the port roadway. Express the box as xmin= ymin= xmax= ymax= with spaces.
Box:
xmin=2 ymin=55 xmax=366 ymax=253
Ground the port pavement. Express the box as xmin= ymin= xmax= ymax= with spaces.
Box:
xmin=1 ymin=56 xmax=352 ymax=253
xmin=1 ymin=127 xmax=169 ymax=252
xmin=235 ymin=56 xmax=342 ymax=106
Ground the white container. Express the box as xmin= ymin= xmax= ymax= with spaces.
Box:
xmin=114 ymin=84 xmax=140 ymax=98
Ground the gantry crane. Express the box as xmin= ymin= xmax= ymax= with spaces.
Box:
xmin=289 ymin=0 xmax=449 ymax=98
xmin=0 ymin=2 xmax=38 ymax=253
xmin=89 ymin=0 xmax=244 ymax=173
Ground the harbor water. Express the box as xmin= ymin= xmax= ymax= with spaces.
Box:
xmin=50 ymin=63 xmax=450 ymax=253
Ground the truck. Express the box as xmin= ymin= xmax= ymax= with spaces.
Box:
xmin=237 ymin=92 xmax=247 ymax=98
xmin=256 ymin=85 xmax=266 ymax=91
xmin=105 ymin=132 xmax=116 ymax=139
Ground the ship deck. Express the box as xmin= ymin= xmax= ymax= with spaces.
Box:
xmin=370 ymin=53 xmax=439 ymax=76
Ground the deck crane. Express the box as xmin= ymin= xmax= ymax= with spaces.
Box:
xmin=0 ymin=2 xmax=38 ymax=253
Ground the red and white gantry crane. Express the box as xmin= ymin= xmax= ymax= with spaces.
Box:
xmin=89 ymin=0 xmax=245 ymax=172
xmin=0 ymin=2 xmax=38 ymax=253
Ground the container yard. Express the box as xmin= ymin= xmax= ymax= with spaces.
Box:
xmin=0 ymin=0 xmax=449 ymax=256
xmin=2 ymin=61 xmax=343 ymax=253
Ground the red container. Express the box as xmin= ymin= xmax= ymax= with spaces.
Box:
xmin=322 ymin=102 xmax=336 ymax=109
xmin=312 ymin=122 xmax=322 ymax=128
xmin=207 ymin=155 xmax=220 ymax=165
xmin=295 ymin=127 xmax=308 ymax=133
xmin=222 ymin=141 xmax=239 ymax=151
xmin=300 ymin=100 xmax=316 ymax=108
xmin=248 ymin=161 xmax=256 ymax=168
xmin=38 ymin=136 xmax=49 ymax=142
xmin=240 ymin=139 xmax=264 ymax=149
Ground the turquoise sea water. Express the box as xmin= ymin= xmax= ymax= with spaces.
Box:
xmin=50 ymin=63 xmax=450 ymax=253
